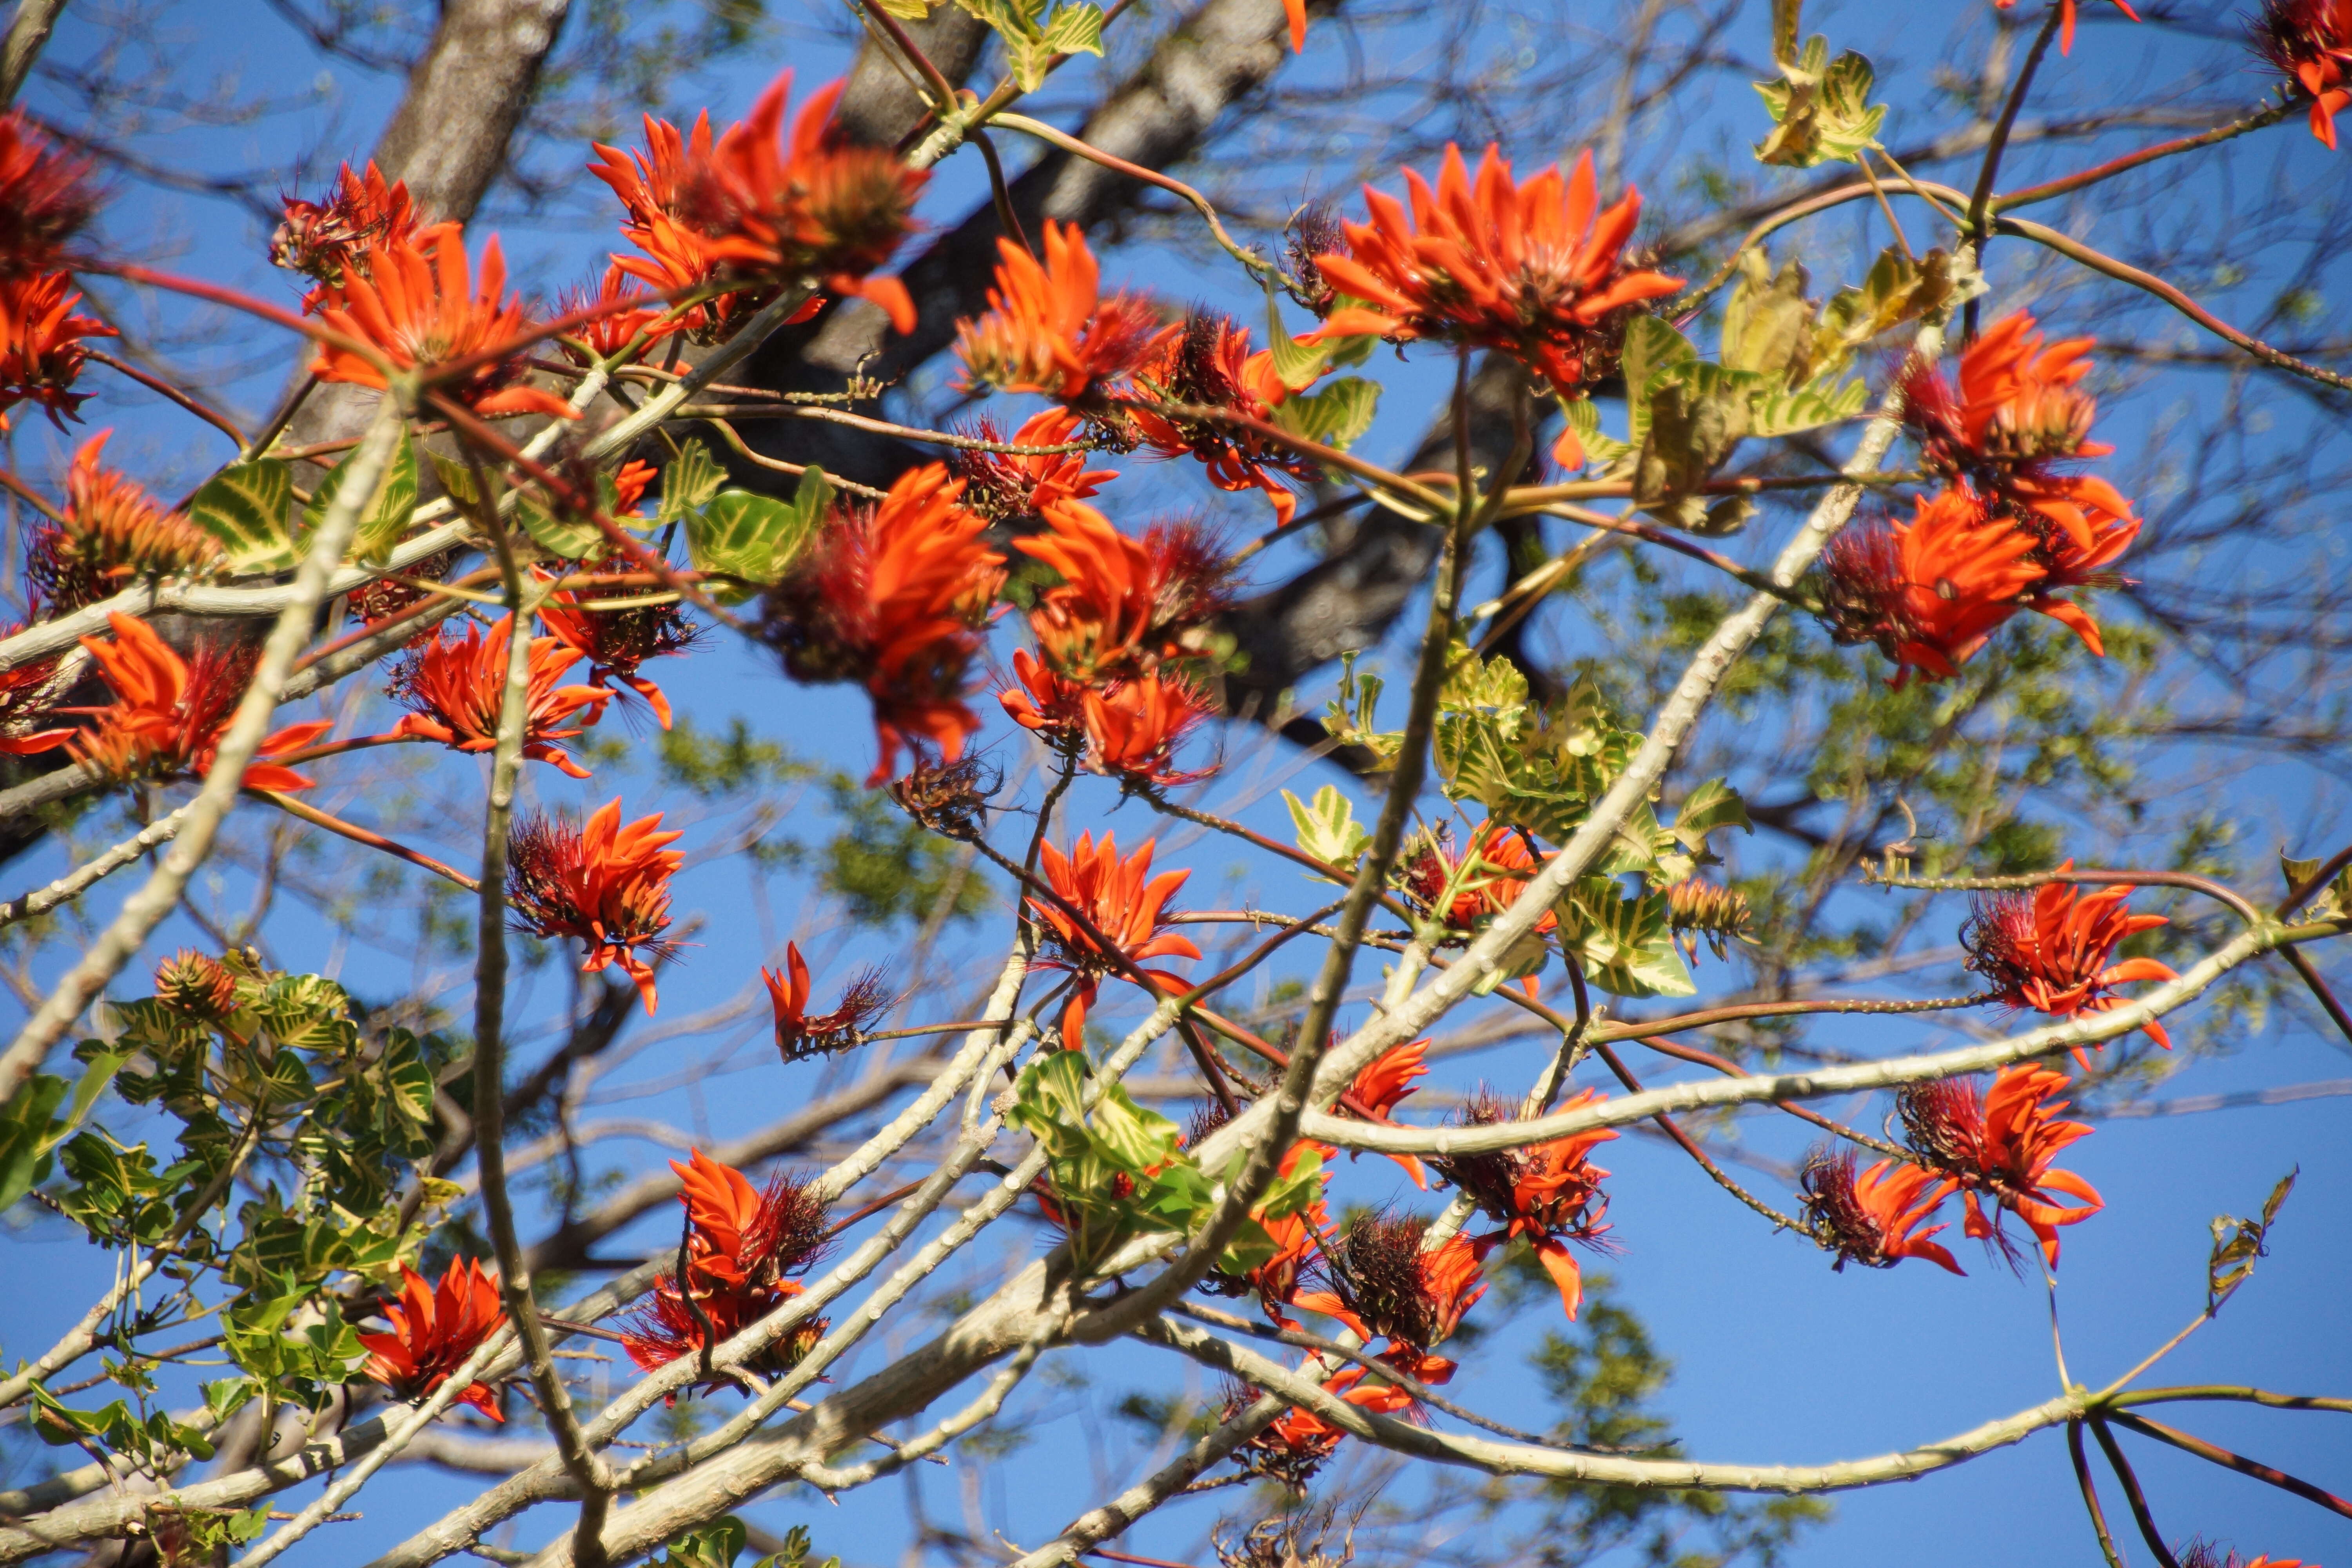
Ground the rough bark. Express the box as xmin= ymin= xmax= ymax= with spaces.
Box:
xmin=370 ymin=0 xmax=575 ymax=223
xmin=835 ymin=7 xmax=991 ymax=148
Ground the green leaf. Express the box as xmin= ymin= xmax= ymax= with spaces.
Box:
xmin=1555 ymin=880 xmax=1697 ymax=998
xmin=307 ymin=428 xmax=416 ymax=564
xmin=653 ymin=1518 xmax=748 ymax=1568
xmin=1753 ymin=37 xmax=1886 ymax=168
xmin=954 ymin=0 xmax=1101 ymax=89
xmin=1617 ymin=316 xmax=1698 ymax=456
xmin=1282 ymin=785 xmax=1370 ymax=874
xmin=1817 ymin=247 xmax=1983 ymax=373
xmin=1720 ymin=250 xmax=1818 ymax=385
xmin=0 ymin=1073 xmax=69 ymax=1212
xmin=1670 ymin=778 xmax=1752 ymax=860
xmin=187 ymin=459 xmax=297 ymax=573
xmin=1271 ymin=377 xmax=1381 ymax=451
xmin=1038 ymin=0 xmax=1105 ymax=58
xmin=655 ymin=439 xmax=728 ymax=529
xmin=2208 ymin=1167 xmax=2296 ymax=1314
xmin=1557 ymin=395 xmax=1632 ymax=467
xmin=690 ymin=488 xmax=823 ymax=603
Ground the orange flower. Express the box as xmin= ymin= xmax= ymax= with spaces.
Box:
xmin=764 ymin=940 xmax=891 ymax=1062
xmin=998 ymin=646 xmax=1091 ymax=744
xmin=0 ymin=270 xmax=113 ymax=428
xmin=358 ymin=1257 xmax=507 ymax=1421
xmin=0 ymin=111 xmax=97 ymax=280
xmin=1903 ymin=311 xmax=2139 ymax=570
xmin=621 ymin=1150 xmax=831 ymax=1391
xmin=687 ymin=72 xmax=924 ymax=332
xmin=536 ymin=564 xmax=701 ymax=730
xmin=2258 ymin=0 xmax=2352 ymax=145
xmin=1240 ymin=1356 xmax=1421 ymax=1488
xmin=1016 ymin=501 xmax=1236 ymax=682
xmin=311 ymin=222 xmax=577 ymax=421
xmin=386 ymin=616 xmax=613 ymax=778
xmin=1899 ymin=1065 xmax=2103 ymax=1267
xmin=1080 ymin=671 xmax=1217 ymax=787
xmin=1994 ymin=0 xmax=2140 ymax=55
xmin=1818 ymin=486 xmax=2105 ymax=685
xmin=1435 ymin=1087 xmax=1617 ymax=1315
xmin=762 ymin=463 xmax=1004 ymax=784
xmin=1297 ymin=1213 xmax=1485 ymax=1351
xmin=1336 ymin=1038 xmax=1432 ymax=1191
xmin=588 ymin=110 xmax=800 ymax=341
xmin=955 ymin=221 xmax=1169 ymax=400
xmin=1799 ymin=1150 xmax=1964 ymax=1275
xmin=552 ymin=265 xmax=677 ymax=366
xmin=270 ymin=161 xmax=421 ymax=306
xmin=1026 ymin=830 xmax=1202 ymax=1044
xmin=505 ymin=799 xmax=683 ymax=1013
xmin=0 ymin=632 xmax=69 ymax=756
xmin=1397 ymin=822 xmax=1557 ymax=965
xmin=1314 ymin=144 xmax=1680 ymax=456
xmin=951 ymin=408 xmax=1118 ymax=523
xmin=1128 ymin=311 xmax=1318 ymax=526
xmin=1962 ymin=865 xmax=2177 ymax=1058
xmin=65 ymin=613 xmax=328 ymax=791
xmin=25 ymin=432 xmax=221 ymax=612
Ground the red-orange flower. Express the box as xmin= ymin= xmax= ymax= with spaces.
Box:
xmin=0 ymin=632 xmax=69 ymax=756
xmin=1298 ymin=1214 xmax=1485 ymax=1351
xmin=1015 ymin=501 xmax=1236 ymax=682
xmin=1314 ymin=145 xmax=1680 ymax=458
xmin=1818 ymin=485 xmax=2104 ymax=685
xmin=764 ymin=940 xmax=891 ymax=1062
xmin=358 ymin=1257 xmax=507 ymax=1421
xmin=1237 ymin=1356 xmax=1421 ymax=1489
xmin=762 ymin=463 xmax=1005 ymax=784
xmin=1899 ymin=1065 xmax=2103 ymax=1266
xmin=0 ymin=111 xmax=98 ymax=280
xmin=25 ymin=432 xmax=221 ymax=612
xmin=270 ymin=161 xmax=421 ymax=305
xmin=1027 ymin=830 xmax=1202 ymax=1044
xmin=506 ymin=799 xmax=683 ymax=1013
xmin=553 ymin=265 xmax=677 ymax=365
xmin=0 ymin=270 xmax=113 ymax=428
xmin=956 ymin=221 xmax=1169 ymax=400
xmin=1080 ymin=671 xmax=1217 ymax=787
xmin=1336 ymin=1038 xmax=1432 ymax=1191
xmin=620 ymin=1150 xmax=831 ymax=1390
xmin=1994 ymin=0 xmax=2140 ymax=55
xmin=386 ymin=615 xmax=613 ymax=777
xmin=685 ymin=73 xmax=924 ymax=332
xmin=1962 ymin=864 xmax=2177 ymax=1056
xmin=1128 ymin=312 xmax=1319 ymax=526
xmin=536 ymin=565 xmax=701 ymax=730
xmin=1799 ymin=1150 xmax=1964 ymax=1275
xmin=1435 ymin=1087 xmax=1618 ymax=1315
xmin=311 ymin=222 xmax=577 ymax=421
xmin=588 ymin=110 xmax=799 ymax=342
xmin=2258 ymin=0 xmax=2352 ymax=145
xmin=65 ymin=613 xmax=328 ymax=791
xmin=1397 ymin=822 xmax=1557 ymax=967
xmin=950 ymin=408 xmax=1118 ymax=523
xmin=998 ymin=646 xmax=1091 ymax=745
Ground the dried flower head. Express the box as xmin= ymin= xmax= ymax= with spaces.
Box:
xmin=0 ymin=270 xmax=113 ymax=428
xmin=1311 ymin=1213 xmax=1485 ymax=1350
xmin=0 ymin=112 xmax=99 ymax=281
xmin=887 ymin=751 xmax=1000 ymax=839
xmin=1798 ymin=1148 xmax=1963 ymax=1274
xmin=506 ymin=799 xmax=684 ymax=1013
xmin=1428 ymin=1087 xmax=1615 ymax=1318
xmin=1283 ymin=202 xmax=1348 ymax=314
xmin=1214 ymin=1504 xmax=1356 ymax=1568
xmin=270 ymin=161 xmax=420 ymax=303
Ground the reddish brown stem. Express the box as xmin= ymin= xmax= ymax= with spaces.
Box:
xmin=247 ymin=788 xmax=479 ymax=891
xmin=2089 ymin=1414 xmax=2183 ymax=1568
xmin=85 ymin=350 xmax=247 ymax=447
xmin=0 ymin=464 xmax=66 ymax=524
xmin=98 ymin=260 xmax=387 ymax=367
xmin=823 ymin=1180 xmax=929 ymax=1240
xmin=2104 ymin=1410 xmax=2352 ymax=1521
xmin=1993 ymin=101 xmax=2297 ymax=212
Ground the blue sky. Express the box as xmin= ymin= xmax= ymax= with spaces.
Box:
xmin=2 ymin=1 xmax=2349 ymax=1566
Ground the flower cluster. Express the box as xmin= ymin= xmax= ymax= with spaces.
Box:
xmin=0 ymin=111 xmax=98 ymax=281
xmin=1311 ymin=144 xmax=1680 ymax=466
xmin=359 ymin=1257 xmax=508 ymax=1421
xmin=1127 ymin=312 xmax=1322 ymax=526
xmin=24 ymin=433 xmax=221 ymax=612
xmin=619 ymin=1151 xmax=831 ymax=1392
xmin=592 ymin=73 xmax=924 ymax=340
xmin=385 ymin=616 xmax=613 ymax=778
xmin=760 ymin=463 xmax=1005 ymax=783
xmin=0 ymin=269 xmax=113 ymax=429
xmin=270 ymin=161 xmax=421 ymax=305
xmin=1027 ymin=830 xmax=1201 ymax=1044
xmin=956 ymin=222 xmax=1169 ymax=402
xmin=948 ymin=408 xmax=1118 ymax=524
xmin=1805 ymin=1063 xmax=2103 ymax=1274
xmin=2258 ymin=0 xmax=2352 ymax=146
xmin=62 ymin=613 xmax=328 ymax=790
xmin=536 ymin=566 xmax=701 ymax=730
xmin=505 ymin=799 xmax=683 ymax=1013
xmin=764 ymin=941 xmax=891 ymax=1062
xmin=1430 ymin=1087 xmax=1616 ymax=1316
xmin=1962 ymin=866 xmax=2176 ymax=1059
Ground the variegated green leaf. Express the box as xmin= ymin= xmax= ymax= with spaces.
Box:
xmin=307 ymin=428 xmax=417 ymax=565
xmin=188 ymin=459 xmax=296 ymax=573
